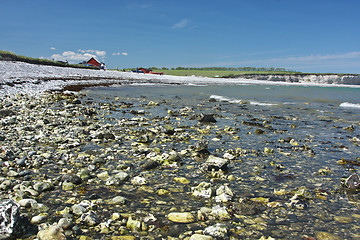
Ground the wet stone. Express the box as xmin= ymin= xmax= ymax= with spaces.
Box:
xmin=315 ymin=231 xmax=342 ymax=240
xmin=202 ymin=155 xmax=229 ymax=171
xmin=167 ymin=212 xmax=196 ymax=223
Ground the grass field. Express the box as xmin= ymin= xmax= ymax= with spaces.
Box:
xmin=158 ymin=69 xmax=302 ymax=78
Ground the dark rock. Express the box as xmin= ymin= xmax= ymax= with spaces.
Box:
xmin=141 ymin=160 xmax=160 ymax=170
xmin=96 ymin=132 xmax=115 ymax=140
xmin=199 ymin=114 xmax=217 ymax=123
xmin=163 ymin=125 xmax=175 ymax=135
xmin=192 ymin=140 xmax=209 ymax=154
xmin=0 ymin=110 xmax=15 ymax=118
xmin=254 ymin=129 xmax=265 ymax=135
xmin=60 ymin=174 xmax=82 ymax=185
xmin=231 ymin=199 xmax=266 ymax=216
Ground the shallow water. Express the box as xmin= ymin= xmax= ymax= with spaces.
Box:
xmin=79 ymin=83 xmax=360 ymax=239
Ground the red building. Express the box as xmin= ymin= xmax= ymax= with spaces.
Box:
xmin=87 ymin=57 xmax=101 ymax=68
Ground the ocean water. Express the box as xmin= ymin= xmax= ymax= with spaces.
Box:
xmin=82 ymin=83 xmax=360 ymax=239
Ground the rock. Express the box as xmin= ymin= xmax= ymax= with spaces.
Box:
xmin=111 ymin=236 xmax=137 ymax=240
xmin=315 ymin=231 xmax=342 ymax=240
xmin=131 ymin=176 xmax=147 ymax=185
xmin=31 ymin=213 xmax=48 ymax=224
xmin=126 ymin=216 xmax=146 ymax=232
xmin=0 ymin=199 xmax=24 ymax=238
xmin=334 ymin=216 xmax=353 ymax=223
xmin=190 ymin=234 xmax=215 ymax=240
xmin=192 ymin=140 xmax=209 ymax=154
xmin=345 ymin=173 xmax=360 ymax=189
xmin=71 ymin=204 xmax=87 ymax=216
xmin=174 ymin=177 xmax=191 ymax=184
xmin=58 ymin=217 xmax=73 ymax=229
xmin=18 ymin=198 xmax=38 ymax=208
xmin=202 ymin=155 xmax=229 ymax=171
xmin=203 ymin=223 xmax=228 ymax=239
xmin=141 ymin=160 xmax=160 ymax=170
xmin=0 ymin=109 xmax=15 ymax=118
xmin=33 ymin=182 xmax=54 ymax=193
xmin=232 ymin=198 xmax=266 ymax=216
xmin=191 ymin=182 xmax=212 ymax=198
xmin=215 ymin=185 xmax=233 ymax=203
xmin=199 ymin=114 xmax=217 ymax=123
xmin=107 ymin=196 xmax=127 ymax=205
xmin=61 ymin=174 xmax=82 ymax=185
xmin=62 ymin=181 xmax=74 ymax=191
xmin=254 ymin=129 xmax=265 ymax=134
xmin=37 ymin=224 xmax=66 ymax=240
xmin=95 ymin=131 xmax=115 ymax=140
xmin=97 ymin=171 xmax=110 ymax=180
xmin=167 ymin=212 xmax=195 ymax=223
xmin=80 ymin=211 xmax=100 ymax=226
xmin=209 ymin=205 xmax=231 ymax=220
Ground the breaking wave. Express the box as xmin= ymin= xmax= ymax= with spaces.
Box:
xmin=340 ymin=102 xmax=360 ymax=109
xmin=209 ymin=95 xmax=277 ymax=106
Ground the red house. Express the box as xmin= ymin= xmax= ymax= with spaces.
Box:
xmin=87 ymin=57 xmax=101 ymax=68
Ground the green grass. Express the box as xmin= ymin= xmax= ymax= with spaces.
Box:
xmin=158 ymin=69 xmax=303 ymax=78
xmin=0 ymin=50 xmax=99 ymax=70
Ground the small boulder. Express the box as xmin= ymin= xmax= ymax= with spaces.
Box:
xmin=202 ymin=155 xmax=229 ymax=171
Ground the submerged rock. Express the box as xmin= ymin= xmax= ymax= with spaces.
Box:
xmin=345 ymin=173 xmax=360 ymax=189
xmin=203 ymin=223 xmax=228 ymax=239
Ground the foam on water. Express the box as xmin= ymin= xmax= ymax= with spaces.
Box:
xmin=340 ymin=102 xmax=360 ymax=109
xmin=209 ymin=95 xmax=244 ymax=104
xmin=250 ymin=101 xmax=278 ymax=106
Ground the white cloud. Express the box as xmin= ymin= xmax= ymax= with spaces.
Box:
xmin=51 ymin=49 xmax=107 ymax=63
xmin=50 ymin=47 xmax=56 ymax=50
xmin=78 ymin=49 xmax=106 ymax=57
xmin=172 ymin=18 xmax=190 ymax=29
xmin=51 ymin=51 xmax=96 ymax=62
xmin=112 ymin=52 xmax=128 ymax=56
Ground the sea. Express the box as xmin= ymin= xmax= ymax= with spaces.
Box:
xmin=81 ymin=83 xmax=360 ymax=239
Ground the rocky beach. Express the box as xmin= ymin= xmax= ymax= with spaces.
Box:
xmin=1 ymin=61 xmax=360 ymax=240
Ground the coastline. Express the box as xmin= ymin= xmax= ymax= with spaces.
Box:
xmin=1 ymin=61 xmax=360 ymax=96
xmin=1 ymin=62 xmax=360 ymax=239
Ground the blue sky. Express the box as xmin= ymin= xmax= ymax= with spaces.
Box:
xmin=1 ymin=0 xmax=360 ymax=73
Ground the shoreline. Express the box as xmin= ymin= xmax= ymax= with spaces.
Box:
xmin=1 ymin=61 xmax=360 ymax=96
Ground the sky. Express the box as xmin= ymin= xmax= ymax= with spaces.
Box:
xmin=1 ymin=0 xmax=360 ymax=73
